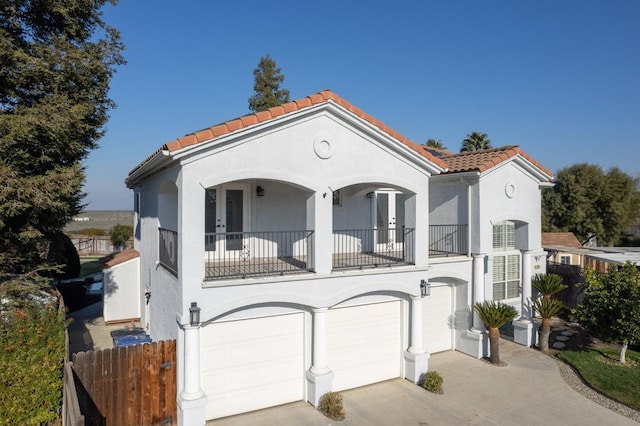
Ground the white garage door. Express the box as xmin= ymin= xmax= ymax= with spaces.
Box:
xmin=326 ymin=301 xmax=402 ymax=391
xmin=200 ymin=313 xmax=304 ymax=420
xmin=423 ymin=284 xmax=454 ymax=353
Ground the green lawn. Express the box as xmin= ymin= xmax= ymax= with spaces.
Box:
xmin=79 ymin=257 xmax=102 ymax=278
xmin=558 ymin=347 xmax=640 ymax=410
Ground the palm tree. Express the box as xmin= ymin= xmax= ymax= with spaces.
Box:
xmin=531 ymin=273 xmax=567 ymax=301
xmin=473 ymin=301 xmax=518 ymax=365
xmin=531 ymin=273 xmax=567 ymax=352
xmin=530 ymin=297 xmax=564 ymax=352
xmin=460 ymin=132 xmax=492 ymax=152
xmin=425 ymin=139 xmax=446 ymax=150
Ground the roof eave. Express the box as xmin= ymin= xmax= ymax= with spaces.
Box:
xmin=125 ymin=149 xmax=173 ymax=188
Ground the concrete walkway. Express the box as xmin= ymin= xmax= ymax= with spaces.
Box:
xmin=66 ymin=301 xmax=141 ymax=355
xmin=209 ymin=340 xmax=638 ymax=425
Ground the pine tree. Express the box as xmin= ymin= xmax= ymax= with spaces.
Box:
xmin=0 ymin=0 xmax=125 ymax=273
xmin=248 ymin=54 xmax=290 ymax=112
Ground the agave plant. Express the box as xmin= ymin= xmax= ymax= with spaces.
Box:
xmin=473 ymin=301 xmax=518 ymax=365
xmin=530 ymin=297 xmax=564 ymax=352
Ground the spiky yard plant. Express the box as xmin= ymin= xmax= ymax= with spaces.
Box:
xmin=474 ymin=301 xmax=518 ymax=365
xmin=532 ymin=273 xmax=567 ymax=301
xmin=531 ymin=297 xmax=564 ymax=352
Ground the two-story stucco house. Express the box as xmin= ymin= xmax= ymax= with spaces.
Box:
xmin=121 ymin=90 xmax=553 ymax=424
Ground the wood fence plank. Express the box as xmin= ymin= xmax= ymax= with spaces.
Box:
xmin=142 ymin=342 xmax=152 ymax=425
xmin=126 ymin=345 xmax=136 ymax=426
xmin=158 ymin=340 xmax=167 ymax=423
xmin=150 ymin=342 xmax=160 ymax=424
xmin=89 ymin=351 xmax=107 ymax=416
xmin=170 ymin=339 xmax=177 ymax=422
xmin=135 ymin=343 xmax=144 ymax=425
xmin=116 ymin=347 xmax=126 ymax=426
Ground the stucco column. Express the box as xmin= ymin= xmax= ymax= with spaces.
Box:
xmin=178 ymin=323 xmax=206 ymax=426
xmin=513 ymin=250 xmax=537 ymax=347
xmin=306 ymin=308 xmax=333 ymax=407
xmin=471 ymin=253 xmax=486 ymax=332
xmin=181 ymin=325 xmax=204 ymax=400
xmin=408 ymin=296 xmax=424 ymax=353
xmin=404 ymin=295 xmax=429 ymax=383
xmin=520 ymin=250 xmax=533 ymax=321
xmin=307 ymin=191 xmax=332 ymax=274
xmin=310 ymin=308 xmax=329 ymax=374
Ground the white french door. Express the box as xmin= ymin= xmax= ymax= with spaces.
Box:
xmin=375 ymin=190 xmax=406 ymax=251
xmin=205 ymin=184 xmax=250 ymax=255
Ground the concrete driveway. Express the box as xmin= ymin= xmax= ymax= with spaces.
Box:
xmin=209 ymin=340 xmax=638 ymax=425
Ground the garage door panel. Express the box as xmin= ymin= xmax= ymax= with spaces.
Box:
xmin=326 ymin=301 xmax=402 ymax=391
xmin=201 ymin=313 xmax=304 ymax=420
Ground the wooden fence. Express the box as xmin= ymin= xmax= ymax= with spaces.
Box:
xmin=71 ymin=340 xmax=177 ymax=426
xmin=68 ymin=234 xmax=134 ymax=256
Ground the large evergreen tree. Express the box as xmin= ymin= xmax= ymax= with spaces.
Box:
xmin=542 ymin=163 xmax=640 ymax=246
xmin=248 ymin=54 xmax=290 ymax=112
xmin=0 ymin=0 xmax=125 ymax=273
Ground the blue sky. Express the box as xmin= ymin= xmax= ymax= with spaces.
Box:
xmin=85 ymin=0 xmax=640 ymax=210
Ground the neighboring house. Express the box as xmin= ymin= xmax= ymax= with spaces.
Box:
xmin=542 ymin=232 xmax=585 ymax=267
xmin=122 ymin=90 xmax=553 ymax=424
xmin=542 ymin=232 xmax=640 ymax=272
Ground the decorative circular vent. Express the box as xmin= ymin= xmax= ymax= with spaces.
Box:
xmin=505 ymin=181 xmax=516 ymax=198
xmin=313 ymin=135 xmax=333 ymax=159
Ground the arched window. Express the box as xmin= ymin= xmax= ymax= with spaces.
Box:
xmin=492 ymin=221 xmax=520 ymax=300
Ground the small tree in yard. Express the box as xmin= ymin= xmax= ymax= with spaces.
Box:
xmin=572 ymin=262 xmax=640 ymax=363
xmin=109 ymin=224 xmax=133 ymax=252
xmin=531 ymin=273 xmax=567 ymax=352
xmin=531 ymin=297 xmax=564 ymax=352
xmin=474 ymin=301 xmax=518 ymax=365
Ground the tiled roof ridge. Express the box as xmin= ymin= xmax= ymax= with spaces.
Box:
xmin=441 ymin=145 xmax=519 ymax=158
xmin=440 ymin=145 xmax=554 ymax=178
xmin=162 ymin=89 xmax=447 ymax=169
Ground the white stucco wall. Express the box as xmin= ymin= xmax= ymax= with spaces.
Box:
xmin=103 ymin=257 xmax=141 ymax=323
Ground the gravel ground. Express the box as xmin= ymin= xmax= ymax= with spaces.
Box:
xmin=556 ymin=352 xmax=640 ymax=423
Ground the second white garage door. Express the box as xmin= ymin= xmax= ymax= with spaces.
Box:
xmin=326 ymin=301 xmax=402 ymax=391
xmin=200 ymin=312 xmax=305 ymax=420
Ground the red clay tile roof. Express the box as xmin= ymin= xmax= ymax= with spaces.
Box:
xmin=160 ymin=89 xmax=448 ymax=170
xmin=102 ymin=248 xmax=140 ymax=269
xmin=541 ymin=232 xmax=582 ymax=248
xmin=432 ymin=146 xmax=554 ymax=179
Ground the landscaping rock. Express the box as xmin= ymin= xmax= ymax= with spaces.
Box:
xmin=551 ymin=327 xmax=564 ymax=332
xmin=552 ymin=341 xmax=566 ymax=349
xmin=555 ymin=335 xmax=569 ymax=342
xmin=561 ymin=330 xmax=575 ymax=336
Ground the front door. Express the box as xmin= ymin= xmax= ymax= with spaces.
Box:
xmin=375 ymin=191 xmax=405 ymax=251
xmin=205 ymin=185 xmax=249 ymax=255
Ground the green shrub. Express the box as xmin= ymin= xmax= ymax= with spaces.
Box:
xmin=319 ymin=391 xmax=346 ymax=421
xmin=421 ymin=370 xmax=444 ymax=394
xmin=74 ymin=228 xmax=108 ymax=236
xmin=0 ymin=301 xmax=66 ymax=424
xmin=109 ymin=224 xmax=133 ymax=251
xmin=48 ymin=232 xmax=81 ymax=280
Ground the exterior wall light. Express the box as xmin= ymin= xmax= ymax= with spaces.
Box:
xmin=256 ymin=186 xmax=265 ymax=197
xmin=420 ymin=279 xmax=430 ymax=297
xmin=189 ymin=302 xmax=201 ymax=326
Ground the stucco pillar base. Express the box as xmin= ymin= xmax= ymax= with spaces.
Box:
xmin=403 ymin=351 xmax=430 ymax=384
xmin=513 ymin=319 xmax=538 ymax=347
xmin=178 ymin=394 xmax=207 ymax=426
xmin=457 ymin=330 xmax=487 ymax=359
xmin=306 ymin=370 xmax=334 ymax=407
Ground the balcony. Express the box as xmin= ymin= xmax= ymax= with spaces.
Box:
xmin=332 ymin=228 xmax=415 ymax=270
xmin=165 ymin=224 xmax=468 ymax=282
xmin=204 ymin=230 xmax=314 ymax=280
xmin=429 ymin=224 xmax=468 ymax=257
xmin=159 ymin=228 xmax=178 ymax=276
